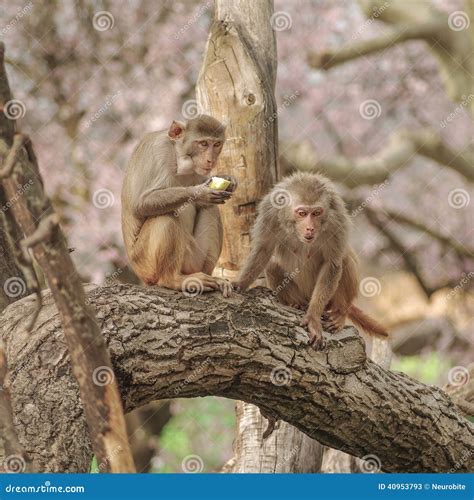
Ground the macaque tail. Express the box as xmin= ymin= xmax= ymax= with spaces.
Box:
xmin=348 ymin=305 xmax=388 ymax=338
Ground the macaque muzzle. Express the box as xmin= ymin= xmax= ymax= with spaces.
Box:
xmin=209 ymin=176 xmax=231 ymax=190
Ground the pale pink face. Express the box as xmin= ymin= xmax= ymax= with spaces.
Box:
xmin=293 ymin=205 xmax=325 ymax=244
xmin=191 ymin=138 xmax=224 ymax=175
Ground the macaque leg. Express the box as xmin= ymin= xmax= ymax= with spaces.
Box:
xmin=323 ymin=252 xmax=358 ymax=332
xmin=130 ymin=215 xmax=219 ymax=292
xmin=265 ymin=259 xmax=307 ymax=310
xmin=183 ymin=207 xmax=232 ymax=297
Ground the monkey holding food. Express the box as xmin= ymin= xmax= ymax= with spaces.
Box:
xmin=121 ymin=115 xmax=235 ymax=296
xmin=234 ymin=172 xmax=388 ymax=349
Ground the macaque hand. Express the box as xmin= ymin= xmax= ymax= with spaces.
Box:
xmin=217 ymin=175 xmax=238 ymax=193
xmin=301 ymin=313 xmax=325 ymax=350
xmin=194 ymin=182 xmax=232 ymax=206
xmin=230 ymin=280 xmax=247 ymax=293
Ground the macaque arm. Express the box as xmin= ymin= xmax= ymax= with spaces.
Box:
xmin=307 ymin=259 xmax=343 ymax=320
xmin=134 ymin=186 xmax=196 ymax=218
xmin=236 ymin=202 xmax=277 ymax=290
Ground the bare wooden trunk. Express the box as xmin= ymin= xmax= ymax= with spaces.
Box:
xmin=196 ymin=0 xmax=279 ymax=270
xmin=196 ymin=0 xmax=322 ymax=472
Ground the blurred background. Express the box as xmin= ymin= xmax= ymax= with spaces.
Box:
xmin=2 ymin=0 xmax=472 ymax=472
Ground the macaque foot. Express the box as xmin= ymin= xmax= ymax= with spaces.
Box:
xmin=214 ymin=277 xmax=233 ymax=298
xmin=322 ymin=311 xmax=347 ymax=333
xmin=301 ymin=314 xmax=325 ymax=350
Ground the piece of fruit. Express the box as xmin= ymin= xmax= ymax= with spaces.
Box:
xmin=209 ymin=176 xmax=231 ymax=190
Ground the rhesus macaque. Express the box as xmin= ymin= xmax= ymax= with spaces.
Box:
xmin=234 ymin=172 xmax=387 ymax=349
xmin=121 ymin=115 xmax=235 ymax=297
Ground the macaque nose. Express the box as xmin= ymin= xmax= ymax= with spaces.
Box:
xmin=306 ymin=227 xmax=314 ymax=234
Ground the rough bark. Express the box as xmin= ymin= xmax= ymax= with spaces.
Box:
xmin=282 ymin=129 xmax=474 ymax=188
xmin=196 ymin=0 xmax=280 ymax=270
xmin=308 ymin=0 xmax=474 ymax=115
xmin=1 ymin=284 xmax=472 ymax=473
xmin=0 ymin=42 xmax=134 ymax=473
xmin=0 ymin=341 xmax=33 ymax=473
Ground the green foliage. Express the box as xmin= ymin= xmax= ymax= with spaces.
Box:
xmin=90 ymin=455 xmax=99 ymax=473
xmin=153 ymin=397 xmax=235 ymax=473
xmin=393 ymin=352 xmax=450 ymax=385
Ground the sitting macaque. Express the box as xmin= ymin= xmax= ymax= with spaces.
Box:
xmin=121 ymin=115 xmax=235 ymax=296
xmin=234 ymin=172 xmax=388 ymax=349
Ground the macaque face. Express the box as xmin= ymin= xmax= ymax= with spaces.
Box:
xmin=189 ymin=137 xmax=224 ymax=175
xmin=293 ymin=205 xmax=325 ymax=244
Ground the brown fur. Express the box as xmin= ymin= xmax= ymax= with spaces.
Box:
xmin=235 ymin=172 xmax=388 ymax=348
xmin=121 ymin=115 xmax=232 ymax=296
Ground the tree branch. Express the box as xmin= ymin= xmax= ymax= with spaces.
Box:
xmin=0 ymin=42 xmax=135 ymax=473
xmin=1 ymin=284 xmax=472 ymax=473
xmin=283 ymin=128 xmax=474 ymax=187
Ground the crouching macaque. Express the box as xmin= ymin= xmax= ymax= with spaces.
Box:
xmin=121 ymin=115 xmax=235 ymax=297
xmin=234 ymin=172 xmax=388 ymax=349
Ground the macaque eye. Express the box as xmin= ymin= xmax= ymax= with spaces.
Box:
xmin=199 ymin=140 xmax=208 ymax=147
xmin=296 ymin=210 xmax=307 ymax=218
xmin=214 ymin=142 xmax=222 ymax=148
xmin=313 ymin=208 xmax=324 ymax=216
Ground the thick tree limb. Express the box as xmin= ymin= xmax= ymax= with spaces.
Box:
xmin=283 ymin=128 xmax=474 ymax=187
xmin=0 ymin=341 xmax=33 ymax=473
xmin=0 ymin=284 xmax=472 ymax=473
xmin=0 ymin=42 xmax=135 ymax=473
xmin=308 ymin=0 xmax=474 ymax=110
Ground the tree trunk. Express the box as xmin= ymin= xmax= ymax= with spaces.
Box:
xmin=1 ymin=284 xmax=472 ymax=473
xmin=196 ymin=0 xmax=321 ymax=472
xmin=0 ymin=42 xmax=135 ymax=473
xmin=196 ymin=0 xmax=279 ymax=270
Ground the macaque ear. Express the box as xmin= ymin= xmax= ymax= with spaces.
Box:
xmin=168 ymin=120 xmax=186 ymax=140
